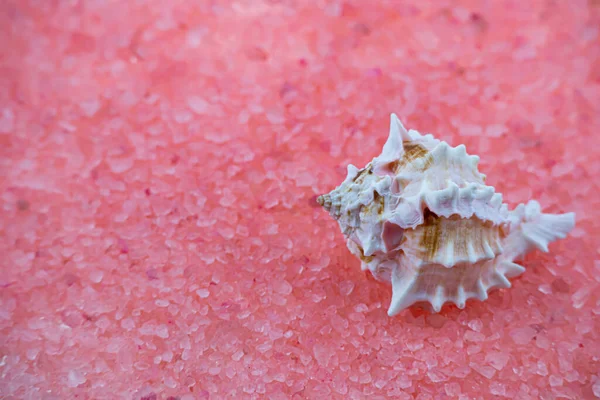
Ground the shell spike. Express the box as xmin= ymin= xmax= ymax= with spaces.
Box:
xmin=388 ymin=267 xmax=418 ymax=316
xmin=343 ymin=164 xmax=360 ymax=183
xmin=431 ymin=285 xmax=445 ymax=312
xmin=476 ymin=280 xmax=488 ymax=301
xmin=456 ymin=286 xmax=467 ymax=309
xmin=454 ymin=144 xmax=468 ymax=157
xmin=499 ymin=202 xmax=575 ymax=262
xmin=500 ymin=261 xmax=526 ymax=278
xmin=522 ymin=211 xmax=576 ymax=252
xmin=390 ymin=113 xmax=410 ymax=141
xmin=493 ymin=270 xmax=512 ymax=289
xmin=377 ymin=114 xmax=406 ymax=164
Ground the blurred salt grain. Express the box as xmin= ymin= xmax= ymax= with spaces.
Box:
xmin=0 ymin=0 xmax=597 ymax=399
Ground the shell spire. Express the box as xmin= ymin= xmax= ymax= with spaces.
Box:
xmin=376 ymin=114 xmax=408 ymax=164
xmin=318 ymin=114 xmax=576 ymax=315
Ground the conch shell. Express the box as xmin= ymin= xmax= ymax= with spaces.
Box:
xmin=318 ymin=114 xmax=575 ymax=316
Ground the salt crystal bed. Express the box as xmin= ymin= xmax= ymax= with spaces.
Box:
xmin=2 ymin=1 xmax=600 ymax=399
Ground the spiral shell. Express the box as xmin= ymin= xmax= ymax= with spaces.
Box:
xmin=319 ymin=114 xmax=576 ymax=315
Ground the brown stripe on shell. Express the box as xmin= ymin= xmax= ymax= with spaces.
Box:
xmin=352 ymin=164 xmax=373 ymax=184
xmin=360 ymin=191 xmax=385 ymax=220
xmin=419 ymin=209 xmax=443 ymax=261
xmin=388 ymin=141 xmax=434 ymax=174
xmin=356 ymin=245 xmax=375 ymax=263
xmin=414 ymin=210 xmax=503 ymax=266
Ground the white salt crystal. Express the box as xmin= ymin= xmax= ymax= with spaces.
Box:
xmin=536 ymin=360 xmax=548 ymax=376
xmin=67 ymin=370 xmax=86 ymax=387
xmin=576 ymin=320 xmax=593 ymax=334
xmin=266 ymin=110 xmax=285 ymax=124
xmin=120 ymin=90 xmax=138 ymax=106
xmin=174 ymin=109 xmax=193 ymax=124
xmin=551 ymin=162 xmax=574 ymax=178
xmin=257 ymin=343 xmax=272 ymax=353
xmin=332 ymin=375 xmax=348 ymax=394
xmin=592 ymin=379 xmax=600 ymax=397
xmin=232 ymin=350 xmax=244 ymax=361
xmin=354 ymin=304 xmax=368 ymax=313
xmin=219 ymin=195 xmax=235 ymax=207
xmin=156 ymin=324 xmax=169 ymax=338
xmin=467 ymin=344 xmax=481 ymax=355
xmin=89 ymin=270 xmax=103 ymax=283
xmin=470 ymin=363 xmax=496 ymax=379
xmin=186 ymin=27 xmax=207 ymax=48
xmin=206 ymin=131 xmax=230 ymax=143
xmin=572 ymin=287 xmax=591 ymax=308
xmin=489 ymin=382 xmax=506 ymax=396
xmin=134 ymin=361 xmax=149 ymax=370
xmin=444 ymin=382 xmax=461 ymax=396
xmin=414 ymin=30 xmax=439 ymax=50
xmin=196 ymin=289 xmax=210 ymax=298
xmin=121 ymin=318 xmax=135 ymax=330
xmin=427 ymin=370 xmax=447 ymax=383
xmin=513 ymin=44 xmax=537 ymax=61
xmin=155 ymin=299 xmax=170 ymax=307
xmin=187 ymin=96 xmax=209 ymax=114
xmin=208 ymin=366 xmax=222 ymax=376
xmin=485 ymin=351 xmax=509 ymax=370
xmin=180 ymin=336 xmax=191 ymax=350
xmin=0 ymin=108 xmax=14 ymax=133
xmin=312 ymin=383 xmax=331 ymax=396
xmin=452 ymin=7 xmax=471 ymax=22
xmin=313 ymin=344 xmax=333 ymax=367
xmin=339 ymin=281 xmax=354 ymax=296
xmin=294 ymin=171 xmax=315 ymax=187
xmin=509 ymin=327 xmax=536 ymax=345
xmin=273 ymin=280 xmax=292 ymax=295
xmin=165 ymin=376 xmax=177 ymax=388
xmin=549 ymin=375 xmax=563 ymax=387
xmin=218 ymin=227 xmax=235 ymax=239
xmin=26 ymin=348 xmax=39 ymax=360
xmin=80 ymin=99 xmax=101 ymax=117
xmin=464 ymin=331 xmax=485 ymax=342
xmin=538 ymin=284 xmax=552 ymax=294
xmin=396 ymin=375 xmax=412 ymax=389
xmin=467 ymin=319 xmax=483 ymax=332
xmin=139 ymin=322 xmax=156 ymax=335
xmin=107 ymin=157 xmax=134 ymax=174
xmin=359 ymin=373 xmax=372 ymax=384
xmin=406 ymin=341 xmax=424 ymax=351
xmin=459 ymin=124 xmax=482 ymax=137
xmin=485 ymin=124 xmax=507 ymax=137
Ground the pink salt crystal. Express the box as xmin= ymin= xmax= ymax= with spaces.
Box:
xmin=0 ymin=108 xmax=14 ymax=132
xmin=593 ymin=379 xmax=600 ymax=397
xmin=485 ymin=351 xmax=510 ymax=370
xmin=470 ymin=363 xmax=496 ymax=379
xmin=489 ymin=382 xmax=507 ymax=396
xmin=338 ymin=280 xmax=355 ymax=296
xmin=510 ymin=327 xmax=537 ymax=345
xmin=1 ymin=1 xmax=596 ymax=399
xmin=67 ymin=370 xmax=86 ymax=387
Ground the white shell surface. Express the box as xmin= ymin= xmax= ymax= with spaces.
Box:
xmin=318 ymin=114 xmax=576 ymax=316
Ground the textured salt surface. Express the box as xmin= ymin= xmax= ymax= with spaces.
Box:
xmin=0 ymin=1 xmax=599 ymax=399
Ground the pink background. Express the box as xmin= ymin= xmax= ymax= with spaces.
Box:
xmin=1 ymin=1 xmax=599 ymax=399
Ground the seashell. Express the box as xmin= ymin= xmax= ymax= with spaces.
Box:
xmin=318 ymin=114 xmax=576 ymax=315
